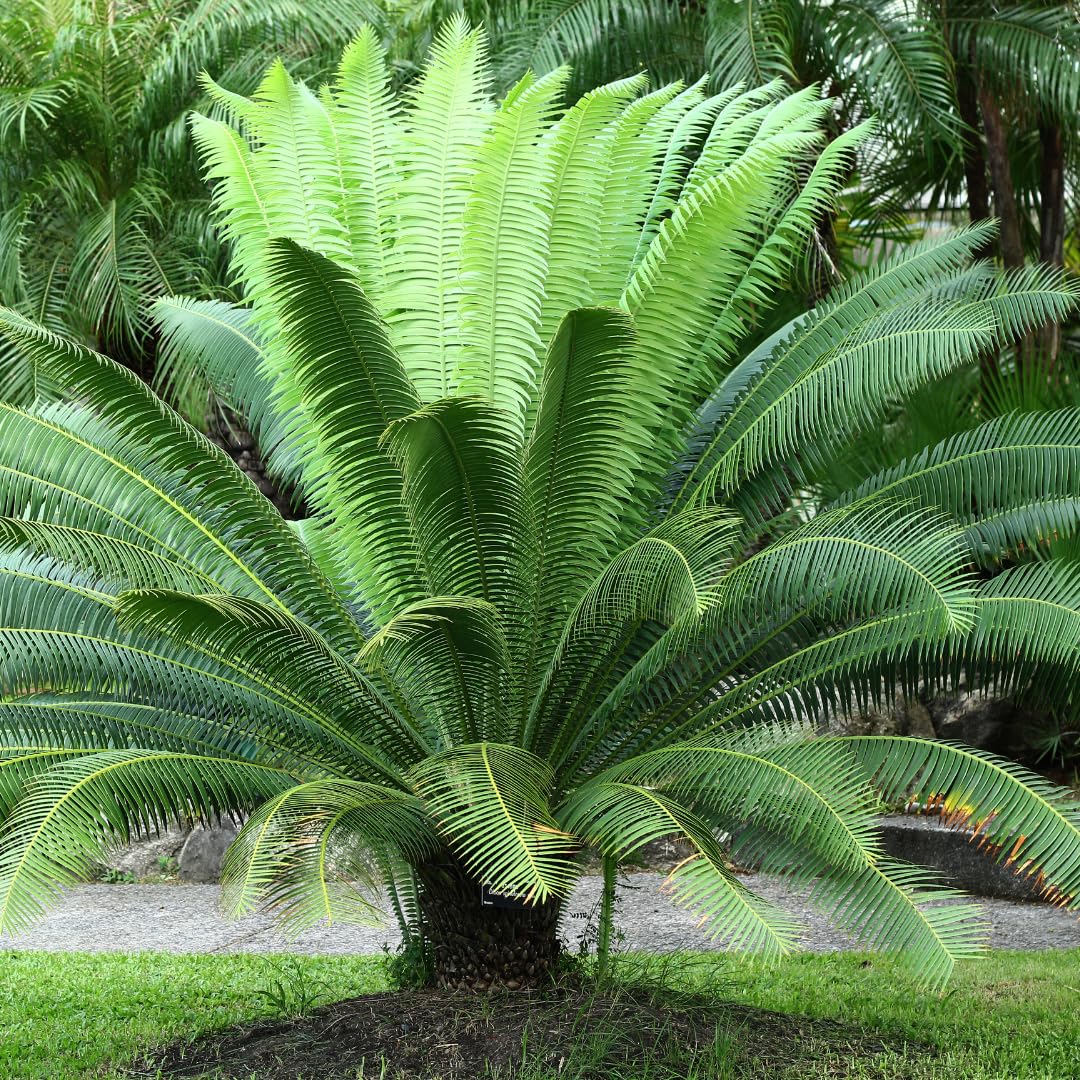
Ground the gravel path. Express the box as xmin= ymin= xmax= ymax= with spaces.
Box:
xmin=2 ymin=873 xmax=1078 ymax=955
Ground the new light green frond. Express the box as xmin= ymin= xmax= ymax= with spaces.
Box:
xmin=454 ymin=68 xmax=567 ymax=431
xmin=680 ymin=80 xmax=788 ymax=197
xmin=386 ymin=16 xmax=494 ymax=398
xmin=585 ymin=82 xmax=685 ymax=304
xmin=632 ymin=79 xmax=723 ymax=268
xmin=242 ymin=62 xmax=352 ymax=266
xmin=326 ymin=27 xmax=400 ymax=303
xmin=536 ymin=75 xmax=647 ymax=347
xmin=188 ymin=112 xmax=273 ymax=290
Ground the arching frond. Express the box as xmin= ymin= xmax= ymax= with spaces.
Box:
xmin=412 ymin=743 xmax=577 ymax=902
xmin=0 ymin=311 xmax=357 ymax=646
xmin=0 ymin=750 xmax=292 ymax=934
xmin=560 ymin=779 xmax=800 ymax=955
xmin=221 ymin=779 xmax=436 ymax=934
xmin=842 ymin=734 xmax=1080 ymax=910
xmin=264 ymin=240 xmax=425 ymax=622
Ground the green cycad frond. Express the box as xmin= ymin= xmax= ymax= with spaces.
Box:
xmin=0 ymin=312 xmax=356 ymax=647
xmin=843 ymin=734 xmax=1080 ymax=909
xmin=221 ymin=779 xmax=436 ymax=933
xmin=327 ymin=26 xmax=400 ymax=303
xmin=964 ymin=562 xmax=1080 ymax=704
xmin=381 ymin=396 xmax=525 ymax=619
xmin=358 ymin=596 xmax=508 ymax=748
xmin=412 ymin=743 xmax=577 ymax=903
xmin=561 ymin=779 xmax=800 ymax=954
xmin=529 ymin=507 xmax=743 ymax=760
xmin=0 ymin=750 xmax=292 ymax=933
xmin=594 ymin=737 xmax=988 ymax=983
xmin=836 ymin=410 xmax=1080 ymax=561
xmin=112 ymin=591 xmax=419 ymax=780
xmin=0 ymin=517 xmax=219 ymax=593
xmin=0 ymin=693 xmax=299 ymax=774
xmin=572 ymin=504 xmax=1009 ymax=773
xmin=671 ymin=229 xmax=1071 ymax=509
xmin=0 ymin=552 xmax=372 ymax=780
xmin=386 ymin=16 xmax=493 ymax=398
xmin=521 ymin=307 xmax=641 ymax=697
xmin=535 ymin=75 xmax=647 ymax=346
xmin=264 ymin=240 xmax=425 ymax=621
xmin=454 ymin=68 xmax=567 ymax=428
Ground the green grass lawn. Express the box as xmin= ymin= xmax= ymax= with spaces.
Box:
xmin=1 ymin=949 xmax=1077 ymax=1079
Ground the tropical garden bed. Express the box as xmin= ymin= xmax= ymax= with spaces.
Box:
xmin=3 ymin=950 xmax=1077 ymax=1079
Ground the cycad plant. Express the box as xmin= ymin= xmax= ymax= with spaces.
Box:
xmin=2 ymin=21 xmax=1080 ymax=992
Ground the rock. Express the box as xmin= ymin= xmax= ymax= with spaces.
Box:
xmin=833 ymin=690 xmax=937 ymax=739
xmin=929 ymin=694 xmax=1028 ymax=759
xmin=904 ymin=698 xmax=936 ymax=739
xmin=103 ymin=825 xmax=189 ymax=879
xmin=878 ymin=815 xmax=1047 ymax=902
xmin=178 ymin=818 xmax=241 ymax=883
xmin=227 ymin=430 xmax=255 ymax=451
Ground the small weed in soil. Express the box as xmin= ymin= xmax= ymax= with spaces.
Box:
xmin=129 ymin=980 xmax=920 ymax=1079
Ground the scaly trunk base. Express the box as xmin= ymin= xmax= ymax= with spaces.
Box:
xmin=416 ymin=856 xmax=562 ymax=991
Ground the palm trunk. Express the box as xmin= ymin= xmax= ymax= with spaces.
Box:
xmin=954 ymin=59 xmax=998 ymax=395
xmin=977 ymin=86 xmax=1025 ymax=271
xmin=1038 ymin=120 xmax=1066 ymax=364
xmin=955 ymin=67 xmax=992 ymax=243
xmin=978 ymin=84 xmax=1032 ymax=370
xmin=416 ymin=854 xmax=563 ymax=991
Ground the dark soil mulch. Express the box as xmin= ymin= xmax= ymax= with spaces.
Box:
xmin=127 ymin=983 xmax=929 ymax=1079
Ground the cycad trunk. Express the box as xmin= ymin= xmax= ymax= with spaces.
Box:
xmin=416 ymin=855 xmax=562 ymax=991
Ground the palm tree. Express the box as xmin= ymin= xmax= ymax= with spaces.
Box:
xmin=0 ymin=0 xmax=385 ymax=400
xmin=1 ymin=21 xmax=1079 ymax=992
